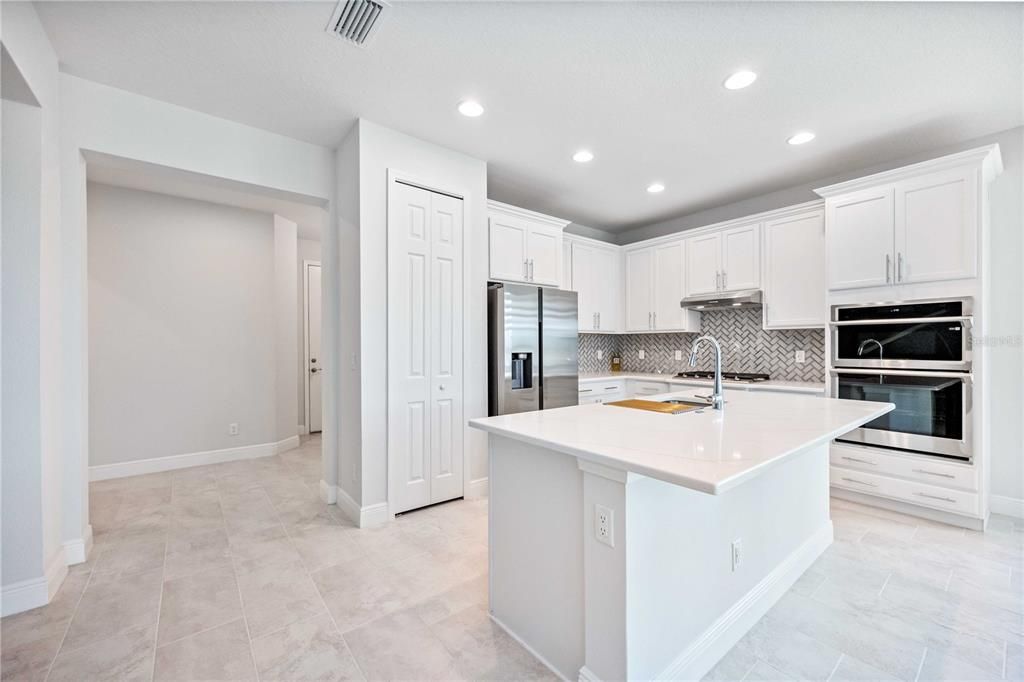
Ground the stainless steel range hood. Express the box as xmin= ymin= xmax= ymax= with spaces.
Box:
xmin=680 ymin=289 xmax=763 ymax=310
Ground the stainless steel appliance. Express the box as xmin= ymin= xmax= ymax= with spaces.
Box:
xmin=487 ymin=282 xmax=579 ymax=416
xmin=830 ymin=299 xmax=974 ymax=462
xmin=680 ymin=289 xmax=762 ymax=310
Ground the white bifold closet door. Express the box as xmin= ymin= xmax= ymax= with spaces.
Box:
xmin=388 ymin=181 xmax=465 ymax=514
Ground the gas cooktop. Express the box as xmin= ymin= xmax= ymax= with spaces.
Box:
xmin=675 ymin=371 xmax=771 ymax=383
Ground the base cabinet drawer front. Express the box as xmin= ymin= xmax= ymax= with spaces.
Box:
xmin=628 ymin=381 xmax=671 ymax=397
xmin=829 ymin=443 xmax=977 ymax=490
xmin=830 ymin=466 xmax=979 ymax=516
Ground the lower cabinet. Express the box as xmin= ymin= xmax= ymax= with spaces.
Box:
xmin=578 ymin=380 xmax=625 ymax=404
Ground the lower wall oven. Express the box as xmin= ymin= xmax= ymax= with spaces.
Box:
xmin=831 ymin=369 xmax=972 ymax=462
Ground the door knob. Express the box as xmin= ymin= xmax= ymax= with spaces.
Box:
xmin=439 ymin=384 xmax=446 ymax=391
xmin=310 ymin=367 xmax=319 ymax=374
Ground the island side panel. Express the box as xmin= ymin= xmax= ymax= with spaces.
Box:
xmin=625 ymin=443 xmax=833 ymax=681
xmin=488 ymin=435 xmax=585 ymax=680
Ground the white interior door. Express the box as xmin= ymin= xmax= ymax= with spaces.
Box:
xmin=305 ymin=262 xmax=323 ymax=433
xmin=389 ymin=180 xmax=464 ymax=514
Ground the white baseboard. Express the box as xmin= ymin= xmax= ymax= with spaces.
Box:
xmin=335 ymin=486 xmax=390 ymax=528
xmin=490 ymin=612 xmax=572 ymax=682
xmin=2 ymin=547 xmax=68 ymax=617
xmin=63 ymin=525 xmax=94 ymax=565
xmin=655 ymin=522 xmax=834 ymax=681
xmin=990 ymin=494 xmax=1024 ymax=520
xmin=319 ymin=480 xmax=338 ymax=504
xmin=577 ymin=666 xmax=601 ymax=682
xmin=89 ymin=435 xmax=299 ymax=481
xmin=466 ymin=476 xmax=489 ymax=499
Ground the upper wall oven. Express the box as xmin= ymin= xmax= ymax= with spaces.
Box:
xmin=831 ymin=299 xmax=973 ymax=372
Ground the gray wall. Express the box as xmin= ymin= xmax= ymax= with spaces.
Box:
xmin=88 ymin=183 xmax=291 ymax=466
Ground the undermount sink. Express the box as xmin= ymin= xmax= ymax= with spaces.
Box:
xmin=660 ymin=398 xmax=712 ymax=408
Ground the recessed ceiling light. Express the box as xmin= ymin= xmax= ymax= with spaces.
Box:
xmin=787 ymin=131 xmax=816 ymax=145
xmin=647 ymin=182 xmax=665 ymax=194
xmin=572 ymin=149 xmax=594 ymax=163
xmin=723 ymin=70 xmax=757 ymax=90
xmin=458 ymin=100 xmax=484 ymax=117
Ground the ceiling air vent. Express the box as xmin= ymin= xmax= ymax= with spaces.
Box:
xmin=326 ymin=0 xmax=387 ymax=47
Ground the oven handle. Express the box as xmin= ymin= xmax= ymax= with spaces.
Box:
xmin=829 ymin=369 xmax=973 ymax=381
xmin=830 ymin=316 xmax=973 ymax=327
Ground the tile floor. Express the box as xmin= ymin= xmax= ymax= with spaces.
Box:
xmin=1 ymin=435 xmax=1020 ymax=681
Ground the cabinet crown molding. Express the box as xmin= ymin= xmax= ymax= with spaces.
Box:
xmin=814 ymin=144 xmax=1003 ymax=198
xmin=488 ymin=199 xmax=571 ymax=229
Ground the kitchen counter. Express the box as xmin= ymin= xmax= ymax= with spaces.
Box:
xmin=472 ymin=388 xmax=894 ymax=681
xmin=470 ymin=386 xmax=888 ymax=494
xmin=578 ymin=371 xmax=826 ymax=395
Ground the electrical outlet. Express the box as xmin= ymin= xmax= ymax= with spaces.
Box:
xmin=795 ymin=350 xmax=807 ymax=364
xmin=595 ymin=504 xmax=614 ymax=548
xmin=731 ymin=539 xmax=743 ymax=571
xmin=228 ymin=423 xmax=239 ymax=436
xmin=638 ymin=349 xmax=646 ymax=360
xmin=597 ymin=349 xmax=604 ymax=360
xmin=675 ymin=350 xmax=683 ymax=361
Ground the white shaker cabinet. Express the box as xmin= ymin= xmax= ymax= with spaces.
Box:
xmin=626 ymin=241 xmax=700 ymax=332
xmin=818 ymin=150 xmax=993 ymax=291
xmin=569 ymin=237 xmax=621 ymax=332
xmin=896 ymin=167 xmax=977 ymax=284
xmin=685 ymin=223 xmax=760 ymax=295
xmin=488 ymin=200 xmax=569 ymax=287
xmin=824 ymin=187 xmax=894 ymax=290
xmin=763 ymin=209 xmax=826 ymax=329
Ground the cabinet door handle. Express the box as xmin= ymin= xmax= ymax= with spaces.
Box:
xmin=524 ymin=260 xmax=529 ymax=280
xmin=597 ymin=312 xmax=601 ymax=329
xmin=653 ymin=312 xmax=657 ymax=328
xmin=912 ymin=468 xmax=955 ymax=479
xmin=715 ymin=271 xmax=721 ymax=290
xmin=604 ymin=386 xmax=618 ymax=391
xmin=841 ymin=455 xmax=877 ymax=466
xmin=529 ymin=259 xmax=535 ymax=281
xmin=897 ymin=252 xmax=904 ymax=282
xmin=723 ymin=271 xmax=728 ymax=290
xmin=914 ymin=492 xmax=956 ymax=504
xmin=840 ymin=477 xmax=878 ymax=488
xmin=648 ymin=312 xmax=653 ymax=329
xmin=885 ymin=254 xmax=891 ymax=283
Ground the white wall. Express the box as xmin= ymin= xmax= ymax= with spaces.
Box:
xmin=1 ymin=2 xmax=66 ymax=613
xmin=353 ymin=120 xmax=488 ymax=509
xmin=274 ymin=215 xmax=299 ymax=441
xmin=59 ymin=73 xmax=335 ymax=553
xmin=297 ymin=238 xmax=322 ymax=430
xmin=88 ymin=184 xmax=302 ymax=467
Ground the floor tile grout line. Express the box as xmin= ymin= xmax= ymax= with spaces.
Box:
xmin=40 ymin=548 xmax=100 ymax=681
xmin=216 ymin=478 xmax=264 ymax=682
xmin=913 ymin=647 xmax=928 ymax=682
xmin=876 ymin=572 xmax=892 ymax=598
xmin=1002 ymin=640 xmax=1008 ymax=680
xmin=825 ymin=653 xmax=844 ymax=681
xmin=147 ymin=520 xmax=171 ymax=681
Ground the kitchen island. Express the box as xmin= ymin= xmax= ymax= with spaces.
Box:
xmin=468 ymin=387 xmax=892 ymax=681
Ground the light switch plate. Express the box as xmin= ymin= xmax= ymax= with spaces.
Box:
xmin=795 ymin=350 xmax=807 ymax=363
xmin=675 ymin=350 xmax=683 ymax=360
xmin=638 ymin=349 xmax=646 ymax=360
xmin=597 ymin=350 xmax=603 ymax=360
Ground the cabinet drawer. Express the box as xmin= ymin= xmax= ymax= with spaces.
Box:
xmin=830 ymin=442 xmax=977 ymax=490
xmin=579 ymin=381 xmax=624 ymax=395
xmin=629 ymin=381 xmax=670 ymax=396
xmin=830 ymin=466 xmax=979 ymax=516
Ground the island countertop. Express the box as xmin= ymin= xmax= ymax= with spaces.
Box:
xmin=468 ymin=387 xmax=893 ymax=494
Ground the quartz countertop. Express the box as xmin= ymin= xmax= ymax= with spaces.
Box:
xmin=468 ymin=387 xmax=891 ymax=495
xmin=578 ymin=371 xmax=826 ymax=395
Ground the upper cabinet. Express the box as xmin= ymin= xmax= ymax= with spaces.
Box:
xmin=816 ymin=146 xmax=1000 ymax=292
xmin=685 ymin=222 xmax=761 ymax=295
xmin=568 ymin=237 xmax=621 ymax=333
xmin=763 ymin=208 xmax=826 ymax=329
xmin=625 ymin=240 xmax=700 ymax=332
xmin=488 ymin=201 xmax=569 ymax=287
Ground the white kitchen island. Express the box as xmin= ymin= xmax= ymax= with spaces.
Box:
xmin=468 ymin=388 xmax=892 ymax=682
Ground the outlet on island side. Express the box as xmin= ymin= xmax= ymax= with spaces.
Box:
xmin=595 ymin=504 xmax=614 ymax=548
xmin=228 ymin=423 xmax=239 ymax=436
xmin=731 ymin=539 xmax=743 ymax=571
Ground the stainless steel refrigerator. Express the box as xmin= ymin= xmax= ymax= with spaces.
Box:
xmin=487 ymin=282 xmax=579 ymax=416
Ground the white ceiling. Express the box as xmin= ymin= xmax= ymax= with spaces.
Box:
xmin=36 ymin=1 xmax=1023 ymax=232
xmin=85 ymin=152 xmax=327 ymax=241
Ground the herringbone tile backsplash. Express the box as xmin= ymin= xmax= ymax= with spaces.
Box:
xmin=579 ymin=307 xmax=825 ymax=382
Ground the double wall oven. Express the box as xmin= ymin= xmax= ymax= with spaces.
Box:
xmin=830 ymin=299 xmax=973 ymax=462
